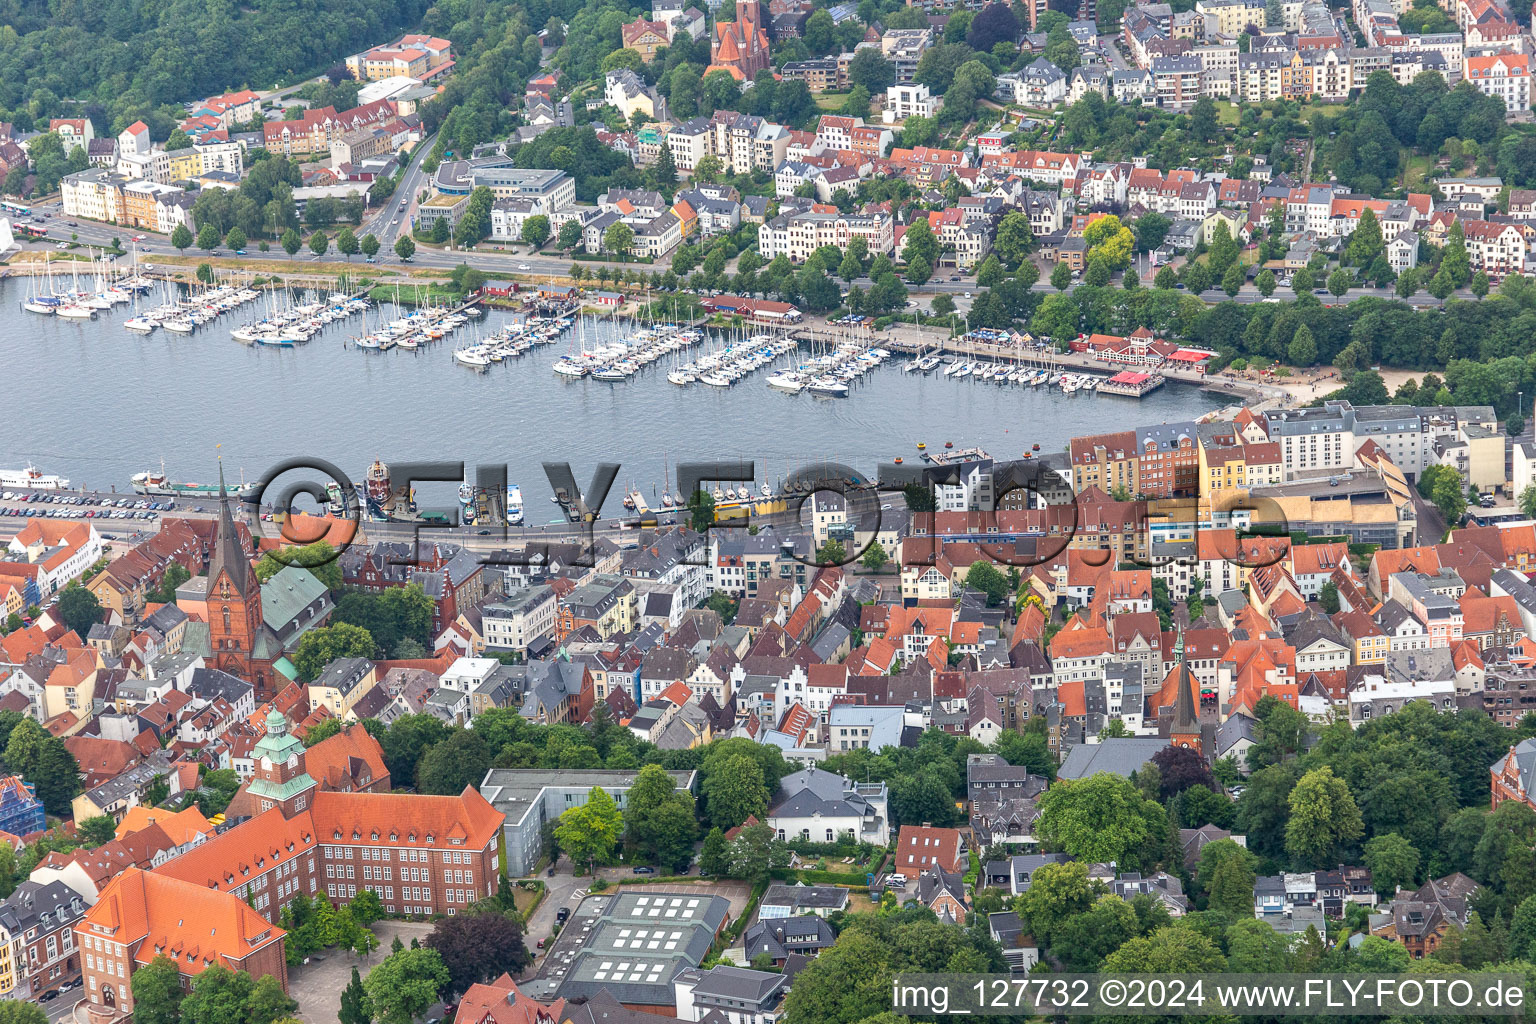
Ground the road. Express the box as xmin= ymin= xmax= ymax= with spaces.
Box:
xmin=44 ymin=993 xmax=83 ymax=1023
xmin=360 ymin=132 xmax=437 ymax=248
xmin=1099 ymin=35 xmax=1130 ymax=69
xmin=8 ymin=193 xmax=1468 ymax=309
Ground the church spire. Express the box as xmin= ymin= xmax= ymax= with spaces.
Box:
xmin=208 ymin=458 xmax=254 ymax=597
xmin=1170 ymin=623 xmax=1201 ymax=750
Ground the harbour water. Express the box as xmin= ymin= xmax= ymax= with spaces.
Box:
xmin=2 ymin=279 xmax=1227 ymax=517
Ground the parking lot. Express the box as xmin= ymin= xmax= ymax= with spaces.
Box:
xmin=0 ymin=489 xmax=180 ymax=527
xmin=285 ymin=919 xmax=434 ymax=1023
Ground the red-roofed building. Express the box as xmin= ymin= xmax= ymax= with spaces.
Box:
xmin=77 ymin=867 xmax=288 ymax=1012
xmin=894 ymin=824 xmax=964 ymax=874
xmin=707 ymin=0 xmax=771 ymax=80
xmin=457 ymin=973 xmax=566 ymax=1024
xmin=152 ymin=710 xmax=502 ymax=929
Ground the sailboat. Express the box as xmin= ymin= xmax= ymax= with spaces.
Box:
xmin=23 ymin=256 xmax=58 ymax=314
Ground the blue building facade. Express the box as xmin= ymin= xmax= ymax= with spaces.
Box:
xmin=0 ymin=775 xmax=45 ymax=837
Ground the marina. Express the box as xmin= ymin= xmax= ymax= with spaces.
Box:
xmin=0 ymin=277 xmax=1225 ymax=513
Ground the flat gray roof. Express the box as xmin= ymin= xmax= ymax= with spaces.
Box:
xmin=480 ymin=768 xmax=697 ymax=826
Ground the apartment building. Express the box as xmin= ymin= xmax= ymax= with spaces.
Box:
xmin=1463 ymin=53 xmax=1531 ymax=113
xmin=758 ymin=207 xmax=895 ymax=260
xmin=882 ymin=28 xmax=932 ymax=83
xmin=346 ymin=34 xmax=452 ymax=81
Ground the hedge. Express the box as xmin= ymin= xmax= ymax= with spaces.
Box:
xmin=768 ymin=867 xmax=875 ymax=886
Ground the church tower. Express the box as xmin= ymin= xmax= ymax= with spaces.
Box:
xmin=247 ymin=709 xmax=317 ymax=818
xmin=1168 ymin=625 xmax=1203 ymax=755
xmin=207 ymin=464 xmax=264 ymax=687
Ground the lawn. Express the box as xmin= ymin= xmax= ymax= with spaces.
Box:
xmin=1404 ymin=154 xmax=1434 ymax=188
xmin=815 ymin=92 xmax=867 ymax=115
xmin=512 ymin=881 xmax=545 ymax=917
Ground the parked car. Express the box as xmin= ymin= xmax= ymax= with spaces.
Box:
xmin=632 ymin=866 xmax=656 ymax=875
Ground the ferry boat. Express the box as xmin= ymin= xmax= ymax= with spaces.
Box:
xmin=506 ymin=485 xmax=525 ymax=525
xmin=0 ymin=464 xmax=68 ymax=490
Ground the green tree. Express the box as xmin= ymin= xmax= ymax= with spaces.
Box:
xmin=416 ymin=729 xmax=492 ymax=795
xmin=1362 ymin=832 xmax=1421 ymax=896
xmin=1521 ymin=486 xmax=1536 ymax=519
xmin=861 ymin=543 xmax=889 ymax=572
xmin=1288 ymin=323 xmax=1317 ymax=367
xmin=624 ymin=764 xmax=699 ymax=869
xmin=1285 ymin=766 xmax=1364 ymax=869
xmin=1154 ymin=265 xmax=1176 ymax=290
xmin=848 ymin=49 xmax=897 ymax=92
xmin=255 ymin=541 xmax=344 ymax=590
xmin=1202 ymin=840 xmax=1258 ymax=918
xmin=307 ymin=231 xmax=327 ymax=257
xmin=0 ymin=1004 xmax=47 ymax=1024
xmin=1222 ymin=262 xmax=1245 ymax=297
xmin=336 ymin=227 xmax=359 ymax=259
xmin=603 ymin=222 xmax=635 ymax=257
xmin=555 ymin=787 xmax=624 ymax=872
xmin=815 ymin=539 xmax=847 ymax=565
xmin=1084 ymin=214 xmax=1134 ymax=270
xmin=903 ymin=215 xmax=941 ymax=268
xmin=180 ymin=962 xmax=254 ymax=1024
xmin=994 ymin=212 xmax=1034 ymax=269
xmin=522 ymin=215 xmax=551 ymax=249
xmin=363 ymin=947 xmax=450 ymax=1024
xmin=430 ymin=217 xmax=450 ymax=244
xmin=57 ymin=582 xmax=102 ymax=637
xmin=339 ymin=966 xmax=371 ymax=1024
xmin=905 ymin=254 xmax=932 ymax=286
xmin=1256 ymin=268 xmax=1276 ymax=297
xmin=225 ymin=226 xmax=247 ymax=252
xmin=1345 ymin=207 xmax=1385 ymax=267
xmin=281 ymin=228 xmax=302 ymax=256
xmin=700 ymin=826 xmax=729 ymax=876
xmin=1471 ymin=270 xmax=1490 ymax=298
xmin=171 ymin=223 xmax=193 ymax=252
xmin=394 ymin=235 xmax=416 ymax=261
xmin=558 ymin=219 xmax=583 ymax=250
xmin=1016 ymin=860 xmax=1097 ymax=946
xmin=1420 ymin=463 xmax=1468 ymax=525
xmin=360 ymin=234 xmax=380 ymax=259
xmin=77 ymin=815 xmax=117 ymax=846
xmin=781 ymin=930 xmax=892 ymax=1024
xmin=130 ymin=955 xmax=184 ymax=1024
xmin=702 ymin=753 xmax=769 ymax=829
xmin=291 ymin=622 xmax=376 ymax=681
xmin=1102 ymin=924 xmax=1226 ymax=972
xmin=1050 ymin=261 xmax=1072 ymax=291
xmin=247 ymin=974 xmax=299 ymax=1024
xmin=686 ymin=489 xmax=715 ymax=532
xmin=1318 ymin=580 xmax=1340 ymax=614
xmin=1036 ymin=773 xmax=1164 ymax=869
xmin=197 ymin=223 xmax=221 ymax=252
xmin=723 ymin=822 xmax=790 ymax=884
xmin=1327 ymin=268 xmax=1353 ymax=297
xmin=1442 ymin=221 xmax=1471 ymax=287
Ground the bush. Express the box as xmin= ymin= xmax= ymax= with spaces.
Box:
xmin=784 ymin=838 xmax=873 ymax=859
